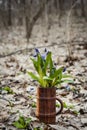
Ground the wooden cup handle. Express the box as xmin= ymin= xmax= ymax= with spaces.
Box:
xmin=56 ymin=98 xmax=63 ymax=115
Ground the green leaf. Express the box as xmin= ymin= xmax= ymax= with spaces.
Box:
xmin=37 ymin=54 xmax=44 ymax=77
xmin=13 ymin=116 xmax=31 ymax=129
xmin=63 ymin=102 xmax=68 ymax=108
xmin=52 ymin=67 xmax=63 ymax=78
xmin=49 ymin=58 xmax=54 ymax=74
xmin=13 ymin=121 xmax=25 ymax=129
xmin=3 ymin=86 xmax=14 ymax=94
xmin=27 ymin=71 xmax=47 ymax=87
xmin=50 ymin=67 xmax=56 ymax=77
xmin=25 ymin=118 xmax=31 ymax=125
xmin=73 ymin=110 xmax=79 ymax=115
xmin=62 ymin=74 xmax=73 ymax=78
xmin=19 ymin=116 xmax=25 ymax=126
xmin=68 ymin=104 xmax=74 ymax=109
xmin=54 ymin=80 xmax=62 ymax=86
xmin=63 ymin=102 xmax=74 ymax=109
xmin=31 ymin=58 xmax=38 ymax=72
xmin=43 ymin=52 xmax=53 ymax=75
xmin=56 ymin=103 xmax=60 ymax=108
xmin=51 ymin=67 xmax=63 ymax=86
xmin=61 ymin=79 xmax=74 ymax=83
xmin=31 ymin=102 xmax=36 ymax=108
xmin=27 ymin=72 xmax=40 ymax=81
xmin=43 ymin=76 xmax=53 ymax=81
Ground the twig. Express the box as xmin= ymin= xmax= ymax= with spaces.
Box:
xmin=58 ymin=121 xmax=80 ymax=130
xmin=1 ymin=39 xmax=86 ymax=58
xmin=66 ymin=0 xmax=79 ymax=56
xmin=0 ymin=95 xmax=13 ymax=107
xmin=66 ymin=124 xmax=80 ymax=130
xmin=0 ymin=43 xmax=57 ymax=58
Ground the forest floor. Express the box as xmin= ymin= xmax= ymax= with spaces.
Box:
xmin=0 ymin=15 xmax=87 ymax=130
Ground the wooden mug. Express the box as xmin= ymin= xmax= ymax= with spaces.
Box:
xmin=36 ymin=87 xmax=63 ymax=124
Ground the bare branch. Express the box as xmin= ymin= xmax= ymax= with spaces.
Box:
xmin=25 ymin=0 xmax=50 ymax=42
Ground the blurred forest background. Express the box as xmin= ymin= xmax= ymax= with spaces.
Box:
xmin=0 ymin=0 xmax=87 ymax=41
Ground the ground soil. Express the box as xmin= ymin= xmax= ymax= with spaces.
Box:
xmin=0 ymin=15 xmax=87 ymax=130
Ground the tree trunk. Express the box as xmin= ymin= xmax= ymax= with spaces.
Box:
xmin=81 ymin=0 xmax=85 ymax=17
xmin=59 ymin=0 xmax=64 ymax=10
xmin=7 ymin=0 xmax=12 ymax=26
xmin=58 ymin=0 xmax=64 ymax=26
xmin=54 ymin=0 xmax=58 ymax=10
xmin=25 ymin=0 xmax=50 ymax=42
xmin=1 ymin=0 xmax=8 ymax=28
xmin=72 ymin=0 xmax=77 ymax=16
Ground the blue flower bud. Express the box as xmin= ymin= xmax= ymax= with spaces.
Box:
xmin=35 ymin=48 xmax=39 ymax=54
xmin=33 ymin=54 xmax=37 ymax=57
xmin=44 ymin=48 xmax=47 ymax=52
xmin=63 ymin=67 xmax=66 ymax=72
xmin=33 ymin=48 xmax=40 ymax=57
xmin=65 ymin=85 xmax=70 ymax=91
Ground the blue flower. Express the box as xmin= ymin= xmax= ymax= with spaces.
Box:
xmin=33 ymin=54 xmax=37 ymax=57
xmin=33 ymin=48 xmax=40 ymax=57
xmin=63 ymin=67 xmax=66 ymax=72
xmin=33 ymin=48 xmax=49 ymax=60
xmin=41 ymin=49 xmax=49 ymax=60
xmin=65 ymin=85 xmax=70 ymax=91
xmin=44 ymin=48 xmax=47 ymax=52
xmin=41 ymin=54 xmax=46 ymax=60
xmin=35 ymin=48 xmax=39 ymax=53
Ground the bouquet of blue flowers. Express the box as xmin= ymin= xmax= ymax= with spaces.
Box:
xmin=27 ymin=48 xmax=72 ymax=88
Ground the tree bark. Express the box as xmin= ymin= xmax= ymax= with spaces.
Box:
xmin=58 ymin=0 xmax=64 ymax=26
xmin=25 ymin=0 xmax=50 ymax=42
xmin=1 ymin=0 xmax=8 ymax=28
xmin=81 ymin=0 xmax=85 ymax=17
xmin=7 ymin=0 xmax=12 ymax=26
xmin=72 ymin=0 xmax=78 ymax=16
